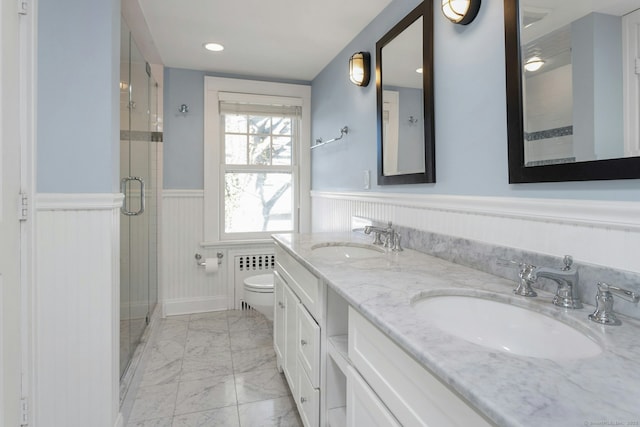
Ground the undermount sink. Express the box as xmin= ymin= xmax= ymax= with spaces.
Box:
xmin=311 ymin=242 xmax=384 ymax=259
xmin=412 ymin=294 xmax=602 ymax=360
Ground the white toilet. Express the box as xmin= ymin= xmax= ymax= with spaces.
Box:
xmin=243 ymin=273 xmax=274 ymax=321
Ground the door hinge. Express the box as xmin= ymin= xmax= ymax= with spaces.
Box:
xmin=20 ymin=397 xmax=29 ymax=425
xmin=18 ymin=192 xmax=28 ymax=221
xmin=17 ymin=0 xmax=28 ymax=15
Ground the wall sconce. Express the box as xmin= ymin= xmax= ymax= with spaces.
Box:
xmin=441 ymin=0 xmax=481 ymax=25
xmin=178 ymin=104 xmax=189 ymax=114
xmin=349 ymin=52 xmax=371 ymax=87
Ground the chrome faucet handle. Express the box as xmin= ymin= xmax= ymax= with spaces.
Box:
xmin=496 ymin=259 xmax=537 ymax=297
xmin=588 ymin=282 xmax=640 ymax=326
xmin=364 ymin=221 xmax=395 ymax=246
xmin=372 ymin=232 xmax=384 ymax=245
xmin=562 ymin=255 xmax=574 ymax=270
xmin=391 ymin=233 xmax=403 ymax=252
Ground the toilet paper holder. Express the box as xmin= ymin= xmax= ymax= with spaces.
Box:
xmin=195 ymin=252 xmax=223 ymax=267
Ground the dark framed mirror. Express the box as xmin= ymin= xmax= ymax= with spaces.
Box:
xmin=377 ymin=1 xmax=435 ymax=185
xmin=505 ymin=0 xmax=640 ymax=183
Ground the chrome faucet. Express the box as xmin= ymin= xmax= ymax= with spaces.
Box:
xmin=528 ymin=255 xmax=582 ymax=309
xmin=364 ymin=221 xmax=402 ymax=251
xmin=588 ymin=282 xmax=639 ymax=326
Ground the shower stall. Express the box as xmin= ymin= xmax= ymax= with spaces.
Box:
xmin=119 ymin=19 xmax=162 ymax=379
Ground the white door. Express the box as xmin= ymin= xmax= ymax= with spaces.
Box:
xmin=382 ymin=90 xmax=400 ymax=175
xmin=623 ymin=7 xmax=640 ymax=157
xmin=1 ymin=1 xmax=26 ymax=425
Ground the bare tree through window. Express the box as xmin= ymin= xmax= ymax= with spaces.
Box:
xmin=223 ymin=112 xmax=294 ymax=234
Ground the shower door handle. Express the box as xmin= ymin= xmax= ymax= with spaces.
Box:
xmin=120 ymin=176 xmax=145 ymax=216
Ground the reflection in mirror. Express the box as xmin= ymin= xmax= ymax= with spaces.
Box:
xmin=382 ymin=17 xmax=425 ymax=176
xmin=377 ymin=2 xmax=435 ymax=185
xmin=504 ymin=0 xmax=640 ymax=183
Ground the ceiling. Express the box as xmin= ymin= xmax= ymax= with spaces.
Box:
xmin=124 ymin=0 xmax=393 ymax=82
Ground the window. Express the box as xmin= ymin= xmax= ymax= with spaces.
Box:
xmin=220 ymin=98 xmax=299 ymax=236
xmin=204 ymin=77 xmax=311 ymax=243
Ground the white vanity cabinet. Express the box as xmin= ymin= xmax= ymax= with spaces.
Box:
xmin=274 ymin=241 xmax=493 ymax=427
xmin=274 ymin=275 xmax=299 ymax=399
xmin=274 ymin=245 xmax=322 ymax=427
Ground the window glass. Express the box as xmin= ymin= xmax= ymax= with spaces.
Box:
xmin=249 ymin=134 xmax=272 ymax=165
xmin=221 ymin=105 xmax=298 ymax=237
xmin=224 ymin=134 xmax=247 ymax=164
xmin=272 ymin=136 xmax=292 ymax=165
xmin=225 ymin=113 xmax=247 ymax=133
xmin=224 ymin=172 xmax=293 ymax=233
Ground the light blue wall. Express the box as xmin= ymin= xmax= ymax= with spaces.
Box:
xmin=311 ymin=1 xmax=640 ymax=200
xmin=162 ymin=68 xmax=310 ymax=189
xmin=163 ymin=68 xmax=206 ymax=189
xmin=37 ymin=0 xmax=120 ymax=193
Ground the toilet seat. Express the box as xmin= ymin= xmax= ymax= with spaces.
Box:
xmin=243 ymin=273 xmax=274 ymax=293
xmin=243 ymin=273 xmax=275 ymax=321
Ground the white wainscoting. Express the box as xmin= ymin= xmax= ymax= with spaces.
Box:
xmin=311 ymin=191 xmax=640 ymax=274
xmin=35 ymin=193 xmax=122 ymax=427
xmin=161 ymin=190 xmax=278 ymax=316
xmin=161 ymin=190 xmax=227 ymax=316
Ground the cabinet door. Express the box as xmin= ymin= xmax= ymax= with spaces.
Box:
xmin=297 ymin=302 xmax=321 ymax=388
xmin=346 ymin=365 xmax=401 ymax=427
xmin=274 ymin=271 xmax=286 ymax=370
xmin=349 ymin=308 xmax=492 ymax=427
xmin=284 ymin=284 xmax=299 ymax=400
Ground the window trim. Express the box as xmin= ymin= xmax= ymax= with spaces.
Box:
xmin=204 ymin=76 xmax=311 ymax=243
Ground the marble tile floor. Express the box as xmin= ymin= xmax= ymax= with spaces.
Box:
xmin=123 ymin=309 xmax=303 ymax=427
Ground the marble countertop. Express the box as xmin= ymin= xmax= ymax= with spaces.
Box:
xmin=273 ymin=232 xmax=640 ymax=427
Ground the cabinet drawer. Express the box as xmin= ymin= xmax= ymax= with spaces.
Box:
xmin=346 ymin=365 xmax=401 ymax=427
xmin=348 ymin=308 xmax=493 ymax=427
xmin=276 ymin=245 xmax=320 ymax=318
xmin=297 ymin=302 xmax=321 ymax=388
xmin=297 ymin=362 xmax=320 ymax=427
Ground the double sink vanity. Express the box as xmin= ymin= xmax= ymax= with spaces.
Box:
xmin=271 ymin=230 xmax=640 ymax=427
xmin=286 ymin=0 xmax=640 ymax=422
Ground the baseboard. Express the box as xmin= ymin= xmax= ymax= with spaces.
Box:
xmin=162 ymin=296 xmax=227 ymax=317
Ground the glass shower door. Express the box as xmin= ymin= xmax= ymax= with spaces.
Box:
xmin=119 ymin=22 xmax=132 ymax=377
xmin=120 ymin=22 xmax=158 ymax=378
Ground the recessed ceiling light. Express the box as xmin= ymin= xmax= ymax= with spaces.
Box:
xmin=204 ymin=42 xmax=224 ymax=52
xmin=416 ymin=67 xmax=423 ymax=74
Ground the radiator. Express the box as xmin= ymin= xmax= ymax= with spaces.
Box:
xmin=233 ymin=253 xmax=275 ymax=310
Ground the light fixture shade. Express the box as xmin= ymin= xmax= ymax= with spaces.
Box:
xmin=524 ymin=56 xmax=545 ymax=72
xmin=442 ymin=0 xmax=481 ymax=25
xmin=349 ymin=52 xmax=371 ymax=87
